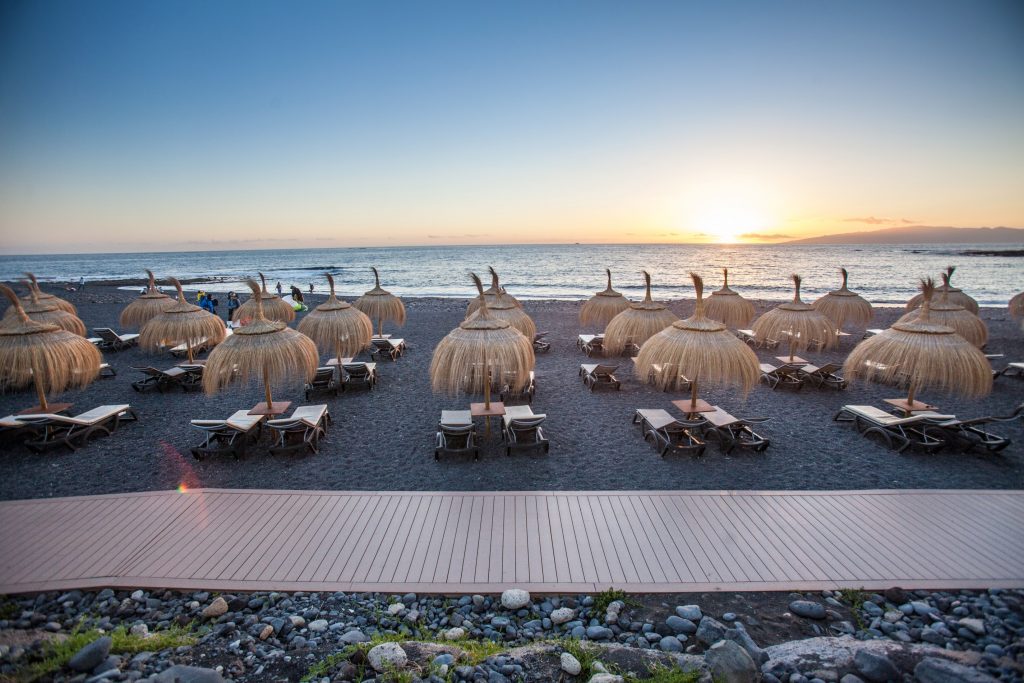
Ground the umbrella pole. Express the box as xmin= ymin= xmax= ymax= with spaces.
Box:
xmin=906 ymin=380 xmax=916 ymax=407
xmin=788 ymin=337 xmax=795 ymax=362
xmin=483 ymin=347 xmax=491 ymax=410
xmin=263 ymin=366 xmax=273 ymax=410
xmin=689 ymin=378 xmax=699 ymax=411
xmin=186 ymin=340 xmax=194 ymax=364
xmin=33 ymin=369 xmax=48 ymax=412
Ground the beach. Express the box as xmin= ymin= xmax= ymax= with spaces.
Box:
xmin=1 ymin=283 xmax=1021 ymax=502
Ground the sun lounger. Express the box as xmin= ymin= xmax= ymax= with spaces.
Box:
xmin=800 ymin=363 xmax=847 ymax=390
xmin=305 ymin=367 xmax=340 ymax=399
xmin=501 ymin=405 xmax=549 ymax=456
xmin=99 ymin=362 xmax=116 ymax=378
xmin=994 ymin=362 xmax=1024 ymax=379
xmin=16 ymin=404 xmax=138 ymax=452
xmin=92 ymin=328 xmax=140 ymax=351
xmin=341 ymin=362 xmax=378 ymax=391
xmin=582 ymin=335 xmax=605 ymax=357
xmin=833 ymin=405 xmax=952 ymax=453
xmin=737 ymin=329 xmax=779 ymax=349
xmin=131 ymin=365 xmax=203 ymax=393
xmin=435 ymin=410 xmax=478 ymax=460
xmin=639 ymin=361 xmax=691 ymax=391
xmin=500 ymin=370 xmax=535 ymax=405
xmin=697 ymin=407 xmax=771 ymax=454
xmin=581 ymin=363 xmax=620 ymax=391
xmin=533 ymin=332 xmax=551 ymax=354
xmin=863 ymin=328 xmax=885 ymax=338
xmin=266 ymin=404 xmax=331 ymax=455
xmin=927 ymin=404 xmax=1023 ymax=453
xmin=370 ymin=338 xmax=404 ymax=361
xmin=190 ymin=410 xmax=264 ymax=459
xmin=759 ymin=363 xmax=805 ymax=391
xmin=633 ymin=408 xmax=705 ymax=456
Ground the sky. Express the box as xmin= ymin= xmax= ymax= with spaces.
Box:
xmin=1 ymin=0 xmax=1022 ymax=254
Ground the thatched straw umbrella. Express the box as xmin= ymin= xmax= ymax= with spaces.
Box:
xmin=354 ymin=267 xmax=406 ymax=337
xmin=705 ymin=268 xmax=755 ymax=329
xmin=752 ymin=274 xmax=837 ymax=361
xmin=635 ymin=273 xmax=760 ymax=412
xmin=579 ymin=269 xmax=629 ymax=327
xmin=1008 ymin=291 xmax=1023 ymax=319
xmin=812 ymin=268 xmax=873 ymax=331
xmin=430 ymin=273 xmax=534 ymax=410
xmin=203 ymin=279 xmax=319 ymax=414
xmin=8 ymin=282 xmax=87 ymax=336
xmin=905 ymin=266 xmax=978 ymax=314
xmin=844 ymin=278 xmax=991 ymax=409
xmin=0 ymin=284 xmax=101 ymax=411
xmin=139 ymin=278 xmax=227 ymax=364
xmin=236 ymin=273 xmax=296 ymax=324
xmin=24 ymin=273 xmax=76 ymax=314
xmin=896 ymin=272 xmax=987 ymax=348
xmin=466 ymin=267 xmax=522 ymax=317
xmin=468 ymin=288 xmax=535 ymax=340
xmin=297 ymin=273 xmax=373 ymax=359
xmin=119 ymin=270 xmax=172 ymax=329
xmin=603 ymin=271 xmax=678 ymax=356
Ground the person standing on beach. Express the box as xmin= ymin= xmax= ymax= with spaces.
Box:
xmin=226 ymin=292 xmax=239 ymax=321
xmin=309 ymin=282 xmax=314 ymax=295
xmin=276 ymin=281 xmax=283 ymax=295
xmin=78 ymin=276 xmax=85 ymax=290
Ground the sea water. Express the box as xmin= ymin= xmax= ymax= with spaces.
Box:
xmin=1 ymin=243 xmax=1019 ymax=306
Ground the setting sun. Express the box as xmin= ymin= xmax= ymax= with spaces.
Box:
xmin=692 ymin=202 xmax=774 ymax=243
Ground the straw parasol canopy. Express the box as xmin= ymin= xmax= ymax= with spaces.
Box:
xmin=297 ymin=273 xmax=373 ymax=359
xmin=811 ymin=267 xmax=873 ymax=331
xmin=752 ymin=274 xmax=838 ymax=360
xmin=119 ymin=269 xmax=172 ymax=329
xmin=7 ymin=281 xmax=87 ymax=336
xmin=603 ymin=271 xmax=679 ymax=356
xmin=236 ymin=273 xmax=296 ymax=324
xmin=467 ymin=285 xmax=535 ymax=340
xmin=24 ymin=273 xmax=76 ymax=314
xmin=1009 ymin=291 xmax=1023 ymax=319
xmin=896 ymin=272 xmax=987 ymax=348
xmin=844 ymin=278 xmax=992 ymax=405
xmin=580 ymin=269 xmax=630 ymax=327
xmin=354 ymin=267 xmax=406 ymax=337
xmin=139 ymin=277 xmax=227 ymax=363
xmin=705 ymin=268 xmax=755 ymax=329
xmin=905 ymin=266 xmax=978 ymax=314
xmin=430 ymin=273 xmax=534 ymax=409
xmin=466 ymin=267 xmax=522 ymax=317
xmin=635 ymin=273 xmax=760 ymax=411
xmin=0 ymin=284 xmax=101 ymax=411
xmin=203 ymin=279 xmax=319 ymax=411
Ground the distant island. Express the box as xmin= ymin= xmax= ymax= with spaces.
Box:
xmin=783 ymin=225 xmax=1024 ymax=245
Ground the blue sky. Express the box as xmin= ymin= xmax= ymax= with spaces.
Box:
xmin=1 ymin=0 xmax=1022 ymax=253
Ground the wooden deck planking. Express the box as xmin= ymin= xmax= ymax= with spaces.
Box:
xmin=1 ymin=489 xmax=1022 ymax=594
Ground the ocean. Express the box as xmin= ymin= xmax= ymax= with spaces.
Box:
xmin=1 ymin=243 xmax=1020 ymax=306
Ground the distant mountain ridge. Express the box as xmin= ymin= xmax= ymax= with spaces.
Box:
xmin=783 ymin=225 xmax=1024 ymax=245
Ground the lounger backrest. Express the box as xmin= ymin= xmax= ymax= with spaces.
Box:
xmin=440 ymin=410 xmax=472 ymax=426
xmin=225 ymin=410 xmax=263 ymax=431
xmin=439 ymin=423 xmax=475 ymax=448
xmin=311 ymin=368 xmax=334 ymax=384
xmin=637 ymin=409 xmax=677 ymax=432
xmin=594 ymin=364 xmax=618 ymax=375
xmin=505 ymin=405 xmax=535 ymax=420
xmin=94 ymin=328 xmax=117 ymax=341
xmin=343 ymin=363 xmax=370 ymax=377
xmin=759 ymin=363 xmax=778 ymax=373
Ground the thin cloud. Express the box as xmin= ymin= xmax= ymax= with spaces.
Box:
xmin=842 ymin=216 xmax=918 ymax=225
xmin=427 ymin=233 xmax=485 ymax=239
xmin=740 ymin=232 xmax=791 ymax=240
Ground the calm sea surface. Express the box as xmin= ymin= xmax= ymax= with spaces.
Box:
xmin=1 ymin=243 xmax=1020 ymax=306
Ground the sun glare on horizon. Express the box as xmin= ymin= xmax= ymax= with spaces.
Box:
xmin=692 ymin=201 xmax=775 ymax=244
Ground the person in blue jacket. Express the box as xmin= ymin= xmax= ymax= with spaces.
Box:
xmin=199 ymin=293 xmax=215 ymax=314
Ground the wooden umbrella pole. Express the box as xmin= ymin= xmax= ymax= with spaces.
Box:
xmin=788 ymin=336 xmax=795 ymax=362
xmin=378 ymin=318 xmax=383 ymax=338
xmin=689 ymin=378 xmax=699 ymax=411
xmin=186 ymin=340 xmax=194 ymax=364
xmin=483 ymin=347 xmax=491 ymax=410
xmin=33 ymin=366 xmax=48 ymax=412
xmin=263 ymin=366 xmax=273 ymax=410
xmin=906 ymin=380 xmax=916 ymax=407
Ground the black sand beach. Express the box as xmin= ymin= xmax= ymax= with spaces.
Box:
xmin=1 ymin=284 xmax=1021 ymax=501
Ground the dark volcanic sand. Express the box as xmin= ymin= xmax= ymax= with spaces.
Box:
xmin=1 ymin=284 xmax=1021 ymax=501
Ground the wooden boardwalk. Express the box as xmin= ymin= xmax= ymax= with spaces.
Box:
xmin=1 ymin=489 xmax=1022 ymax=595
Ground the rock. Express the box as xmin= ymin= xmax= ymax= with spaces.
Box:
xmin=840 ymin=676 xmax=865 ymax=683
xmin=307 ymin=619 xmax=328 ymax=632
xmin=666 ymin=615 xmax=697 ymax=634
xmin=443 ymin=627 xmax=466 ymax=640
xmin=68 ymin=636 xmax=112 ymax=672
xmin=958 ymin=618 xmax=985 ymax=635
xmin=201 ymin=597 xmax=228 ymax=619
xmin=910 ymin=601 xmax=936 ymax=616
xmin=561 ymin=652 xmax=582 ymax=675
xmin=789 ymin=600 xmax=826 ymax=620
xmin=367 ymin=642 xmax=408 ymax=672
xmin=387 ymin=602 xmax=404 ymax=616
xmin=884 ymin=588 xmax=908 ymax=604
xmin=340 ymin=629 xmax=369 ymax=644
xmin=586 ymin=625 xmax=613 ymax=640
xmin=658 ymin=635 xmax=683 ymax=652
xmin=152 ymin=665 xmax=226 ymax=682
xmin=259 ymin=624 xmax=274 ymax=640
xmin=130 ymin=623 xmax=149 ymax=639
xmin=676 ymin=605 xmax=703 ymax=621
xmin=705 ymin=639 xmax=758 ymax=683
xmin=914 ymin=657 xmax=997 ymax=683
xmin=551 ymin=607 xmax=575 ymax=624
xmin=723 ymin=612 xmax=737 ymax=621
xmin=730 ymin=622 xmax=768 ymax=665
xmin=501 ymin=589 xmax=530 ymax=610
xmin=131 ymin=590 xmax=145 ymax=601
xmin=696 ymin=616 xmax=728 ymax=645
xmin=588 ymin=675 xmax=624 ymax=683
xmin=853 ymin=650 xmax=900 ymax=682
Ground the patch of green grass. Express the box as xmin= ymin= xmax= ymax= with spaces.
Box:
xmin=0 ymin=598 xmax=21 ymax=621
xmin=557 ymin=638 xmax=603 ymax=680
xmin=9 ymin=623 xmax=196 ymax=683
xmin=593 ymin=587 xmax=635 ymax=615
xmin=625 ymin=663 xmax=702 ymax=683
xmin=835 ymin=588 xmax=869 ymax=608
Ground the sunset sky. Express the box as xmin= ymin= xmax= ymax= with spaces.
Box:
xmin=1 ymin=1 xmax=1022 ymax=254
